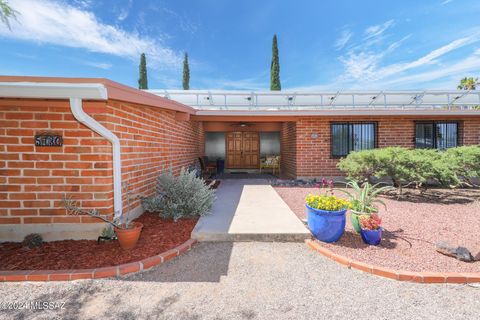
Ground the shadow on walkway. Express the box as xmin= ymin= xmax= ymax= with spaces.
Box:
xmin=123 ymin=242 xmax=234 ymax=283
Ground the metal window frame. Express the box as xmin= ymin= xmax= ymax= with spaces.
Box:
xmin=330 ymin=122 xmax=378 ymax=158
xmin=414 ymin=120 xmax=461 ymax=149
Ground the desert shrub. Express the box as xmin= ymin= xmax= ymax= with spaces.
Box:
xmin=372 ymin=147 xmax=414 ymax=190
xmin=337 ymin=146 xmax=479 ymax=191
xmin=407 ymin=149 xmax=442 ymax=187
xmin=442 ymin=146 xmax=480 ymax=186
xmin=337 ymin=149 xmax=381 ymax=183
xmin=142 ymin=168 xmax=216 ymax=221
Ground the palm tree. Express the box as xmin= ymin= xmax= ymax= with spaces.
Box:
xmin=458 ymin=77 xmax=480 ymax=110
xmin=0 ymin=0 xmax=18 ymax=30
xmin=457 ymin=77 xmax=478 ymax=90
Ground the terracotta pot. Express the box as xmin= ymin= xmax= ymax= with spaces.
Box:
xmin=114 ymin=222 xmax=143 ymax=250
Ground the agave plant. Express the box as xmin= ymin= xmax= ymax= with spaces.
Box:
xmin=338 ymin=180 xmax=391 ymax=215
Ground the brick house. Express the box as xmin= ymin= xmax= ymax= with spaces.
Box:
xmin=1 ymin=76 xmax=479 ymax=241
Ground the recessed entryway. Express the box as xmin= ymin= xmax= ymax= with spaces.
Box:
xmin=204 ymin=124 xmax=281 ymax=174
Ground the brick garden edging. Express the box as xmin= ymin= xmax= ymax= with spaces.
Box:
xmin=0 ymin=239 xmax=197 ymax=282
xmin=306 ymin=239 xmax=480 ymax=284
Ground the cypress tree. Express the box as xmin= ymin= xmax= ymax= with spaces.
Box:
xmin=270 ymin=34 xmax=281 ymax=91
xmin=138 ymin=53 xmax=148 ymax=89
xmin=183 ymin=52 xmax=190 ymax=90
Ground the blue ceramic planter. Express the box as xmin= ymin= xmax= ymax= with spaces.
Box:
xmin=360 ymin=227 xmax=382 ymax=246
xmin=306 ymin=204 xmax=346 ymax=243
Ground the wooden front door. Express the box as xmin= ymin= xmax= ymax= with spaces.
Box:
xmin=226 ymin=132 xmax=259 ymax=169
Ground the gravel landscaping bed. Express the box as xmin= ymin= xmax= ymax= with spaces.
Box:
xmin=275 ymin=186 xmax=480 ymax=273
xmin=0 ymin=214 xmax=197 ymax=270
xmin=1 ymin=242 xmax=479 ymax=320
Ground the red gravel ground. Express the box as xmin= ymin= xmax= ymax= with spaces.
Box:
xmin=275 ymin=187 xmax=480 ymax=273
xmin=0 ymin=214 xmax=197 ymax=271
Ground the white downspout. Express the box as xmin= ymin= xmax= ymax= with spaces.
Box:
xmin=69 ymin=98 xmax=123 ymax=219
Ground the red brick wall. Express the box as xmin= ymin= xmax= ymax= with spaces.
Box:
xmin=294 ymin=116 xmax=480 ymax=178
xmin=0 ymin=99 xmax=203 ymax=227
xmin=280 ymin=121 xmax=297 ymax=179
xmin=0 ymin=102 xmax=114 ymax=225
xmin=107 ymin=100 xmax=204 ymax=215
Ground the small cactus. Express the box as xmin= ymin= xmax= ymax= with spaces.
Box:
xmin=22 ymin=233 xmax=43 ymax=249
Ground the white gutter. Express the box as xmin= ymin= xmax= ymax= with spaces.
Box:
xmin=69 ymin=98 xmax=123 ymax=219
xmin=0 ymin=82 xmax=108 ymax=99
xmin=0 ymin=82 xmax=123 ymax=219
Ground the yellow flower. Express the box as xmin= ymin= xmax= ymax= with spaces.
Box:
xmin=305 ymin=194 xmax=350 ymax=211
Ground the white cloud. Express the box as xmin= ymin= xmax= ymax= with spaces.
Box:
xmin=364 ymin=20 xmax=395 ymax=40
xmin=441 ymin=0 xmax=454 ymax=5
xmin=338 ymin=51 xmax=383 ymax=80
xmin=117 ymin=0 xmax=133 ymax=22
xmin=335 ymin=29 xmax=352 ymax=50
xmin=381 ymin=52 xmax=480 ymax=88
xmin=72 ymin=0 xmax=93 ymax=9
xmin=335 ymin=20 xmax=397 ymax=78
xmin=117 ymin=10 xmax=129 ymax=22
xmin=198 ymin=74 xmax=268 ymax=90
xmin=82 ymin=61 xmax=112 ymax=70
xmin=335 ymin=20 xmax=480 ymax=90
xmin=0 ymin=0 xmax=181 ymax=70
xmin=378 ymin=35 xmax=478 ymax=78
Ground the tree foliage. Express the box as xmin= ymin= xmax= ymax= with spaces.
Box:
xmin=138 ymin=53 xmax=148 ymax=90
xmin=182 ymin=52 xmax=190 ymax=90
xmin=270 ymin=34 xmax=281 ymax=91
xmin=0 ymin=0 xmax=18 ymax=30
xmin=457 ymin=77 xmax=480 ymax=110
xmin=457 ymin=77 xmax=478 ymax=90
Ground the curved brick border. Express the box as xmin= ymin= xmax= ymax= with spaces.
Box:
xmin=306 ymin=239 xmax=480 ymax=284
xmin=0 ymin=239 xmax=197 ymax=282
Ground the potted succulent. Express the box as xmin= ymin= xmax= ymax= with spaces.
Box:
xmin=358 ymin=214 xmax=382 ymax=245
xmin=339 ymin=180 xmax=390 ymax=233
xmin=63 ymin=194 xmax=143 ymax=251
xmin=306 ymin=179 xmax=350 ymax=243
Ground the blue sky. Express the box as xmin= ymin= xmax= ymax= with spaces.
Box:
xmin=1 ymin=0 xmax=480 ymax=90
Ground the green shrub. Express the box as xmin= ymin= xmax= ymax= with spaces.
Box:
xmin=337 ymin=149 xmax=382 ymax=183
xmin=337 ymin=146 xmax=479 ymax=190
xmin=142 ymin=168 xmax=216 ymax=221
xmin=372 ymin=147 xmax=414 ymax=190
xmin=407 ymin=149 xmax=442 ymax=187
xmin=443 ymin=146 xmax=480 ymax=186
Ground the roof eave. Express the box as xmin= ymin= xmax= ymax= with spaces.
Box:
xmin=194 ymin=109 xmax=480 ymax=116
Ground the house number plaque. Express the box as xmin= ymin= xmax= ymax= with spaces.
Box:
xmin=35 ymin=134 xmax=63 ymax=147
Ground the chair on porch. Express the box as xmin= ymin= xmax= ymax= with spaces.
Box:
xmin=198 ymin=156 xmax=216 ymax=179
xmin=260 ymin=155 xmax=281 ymax=175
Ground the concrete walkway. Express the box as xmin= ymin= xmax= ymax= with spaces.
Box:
xmin=192 ymin=179 xmax=310 ymax=241
xmin=2 ymin=242 xmax=478 ymax=320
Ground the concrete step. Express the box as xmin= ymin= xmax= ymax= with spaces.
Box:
xmin=191 ymin=179 xmax=311 ymax=242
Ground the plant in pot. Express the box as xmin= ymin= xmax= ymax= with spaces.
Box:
xmin=305 ymin=179 xmax=350 ymax=243
xmin=358 ymin=214 xmax=382 ymax=245
xmin=63 ymin=185 xmax=143 ymax=250
xmin=338 ymin=180 xmax=390 ymax=234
